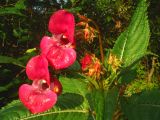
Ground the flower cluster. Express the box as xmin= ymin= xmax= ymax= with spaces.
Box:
xmin=75 ymin=14 xmax=98 ymax=43
xmin=19 ymin=10 xmax=76 ymax=114
xmin=80 ymin=53 xmax=101 ymax=79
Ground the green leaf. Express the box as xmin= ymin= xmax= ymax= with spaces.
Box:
xmin=112 ymin=0 xmax=150 ymax=67
xmin=0 ymin=55 xmax=25 ymax=68
xmin=119 ymin=64 xmax=137 ymax=84
xmin=0 ymin=7 xmax=24 ymax=16
xmin=104 ymin=88 xmax=119 ymax=120
xmin=121 ymin=89 xmax=160 ymax=120
xmin=0 ymin=93 xmax=90 ymax=120
xmin=87 ymin=90 xmax=104 ymax=120
xmin=67 ymin=60 xmax=81 ymax=71
xmin=56 ymin=93 xmax=84 ymax=109
xmin=59 ymin=74 xmax=88 ymax=96
xmin=67 ymin=7 xmax=82 ymax=13
xmin=15 ymin=0 xmax=26 ymax=10
xmin=17 ymin=52 xmax=37 ymax=65
xmin=0 ymin=77 xmax=22 ymax=93
xmin=25 ymin=48 xmax=37 ymax=54
xmin=87 ymin=88 xmax=118 ymax=120
xmin=0 ymin=87 xmax=7 ymax=92
xmin=59 ymin=75 xmax=90 ymax=109
xmin=0 ymin=0 xmax=26 ymax=16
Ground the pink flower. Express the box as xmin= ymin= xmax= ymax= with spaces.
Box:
xmin=40 ymin=36 xmax=59 ymax=56
xmin=40 ymin=10 xmax=77 ymax=70
xmin=47 ymin=45 xmax=76 ymax=70
xmin=20 ymin=55 xmax=57 ymax=114
xmin=48 ymin=10 xmax=75 ymax=43
xmin=19 ymin=9 xmax=76 ymax=114
xmin=40 ymin=36 xmax=76 ymax=70
xmin=26 ymin=55 xmax=50 ymax=85
xmin=19 ymin=83 xmax=57 ymax=114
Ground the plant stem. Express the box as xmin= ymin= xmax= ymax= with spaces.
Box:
xmin=89 ymin=19 xmax=104 ymax=64
xmin=148 ymin=57 xmax=156 ymax=82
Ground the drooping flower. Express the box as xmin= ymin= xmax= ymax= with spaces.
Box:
xmin=75 ymin=14 xmax=98 ymax=43
xmin=19 ymin=82 xmax=57 ymax=114
xmin=40 ymin=36 xmax=59 ymax=56
xmin=47 ymin=45 xmax=76 ymax=70
xmin=26 ymin=55 xmax=50 ymax=84
xmin=40 ymin=36 xmax=76 ymax=70
xmin=20 ymin=55 xmax=57 ymax=114
xmin=19 ymin=9 xmax=76 ymax=114
xmin=40 ymin=10 xmax=76 ymax=70
xmin=48 ymin=10 xmax=75 ymax=44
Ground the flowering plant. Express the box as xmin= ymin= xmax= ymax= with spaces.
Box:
xmin=0 ymin=0 xmax=155 ymax=120
xmin=19 ymin=10 xmax=76 ymax=113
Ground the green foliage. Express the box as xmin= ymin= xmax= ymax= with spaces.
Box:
xmin=118 ymin=65 xmax=137 ymax=84
xmin=96 ymin=0 xmax=111 ymax=12
xmin=87 ymin=88 xmax=118 ymax=120
xmin=112 ymin=0 xmax=150 ymax=67
xmin=0 ymin=7 xmax=24 ymax=16
xmin=59 ymin=75 xmax=88 ymax=96
xmin=0 ymin=0 xmax=26 ymax=16
xmin=0 ymin=94 xmax=90 ymax=120
xmin=15 ymin=0 xmax=26 ymax=10
xmin=0 ymin=77 xmax=22 ymax=93
xmin=0 ymin=68 xmax=90 ymax=119
xmin=121 ymin=89 xmax=160 ymax=120
xmin=0 ymin=55 xmax=25 ymax=67
xmin=124 ymin=79 xmax=159 ymax=97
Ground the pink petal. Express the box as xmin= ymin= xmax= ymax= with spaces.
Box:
xmin=26 ymin=55 xmax=50 ymax=84
xmin=40 ymin=36 xmax=58 ymax=56
xmin=19 ymin=84 xmax=57 ymax=114
xmin=48 ymin=9 xmax=75 ymax=43
xmin=47 ymin=46 xmax=76 ymax=70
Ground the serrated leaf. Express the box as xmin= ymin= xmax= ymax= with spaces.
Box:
xmin=104 ymin=88 xmax=119 ymax=120
xmin=56 ymin=93 xmax=84 ymax=109
xmin=112 ymin=0 xmax=150 ymax=67
xmin=121 ymin=89 xmax=160 ymax=120
xmin=87 ymin=88 xmax=118 ymax=120
xmin=59 ymin=74 xmax=88 ymax=96
xmin=59 ymin=74 xmax=90 ymax=109
xmin=0 ymin=55 xmax=25 ymax=68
